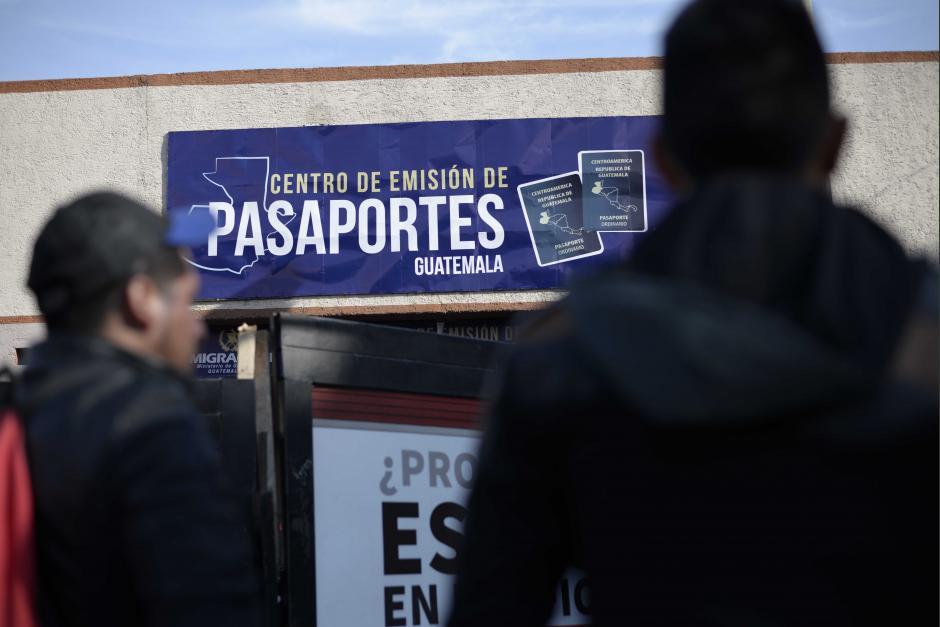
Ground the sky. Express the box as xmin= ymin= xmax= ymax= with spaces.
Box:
xmin=0 ymin=0 xmax=937 ymax=82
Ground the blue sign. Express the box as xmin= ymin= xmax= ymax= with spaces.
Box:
xmin=166 ymin=116 xmax=674 ymax=300
xmin=193 ymin=328 xmax=239 ymax=378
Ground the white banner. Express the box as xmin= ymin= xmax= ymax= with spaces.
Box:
xmin=312 ymin=422 xmax=591 ymax=626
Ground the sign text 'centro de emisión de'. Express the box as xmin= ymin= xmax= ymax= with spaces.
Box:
xmin=166 ymin=116 xmax=673 ymax=300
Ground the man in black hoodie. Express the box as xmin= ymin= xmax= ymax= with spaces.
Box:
xmin=21 ymin=192 xmax=260 ymax=627
xmin=449 ymin=1 xmax=938 ymax=625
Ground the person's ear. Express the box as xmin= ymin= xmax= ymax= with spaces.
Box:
xmin=123 ymin=275 xmax=165 ymax=332
xmin=653 ymin=133 xmax=690 ymax=192
xmin=816 ymin=114 xmax=847 ymax=180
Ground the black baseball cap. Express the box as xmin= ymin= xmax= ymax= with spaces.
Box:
xmin=27 ymin=191 xmax=213 ymax=317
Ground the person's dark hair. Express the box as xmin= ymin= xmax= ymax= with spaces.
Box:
xmin=27 ymin=192 xmax=186 ymax=335
xmin=662 ymin=0 xmax=830 ymax=180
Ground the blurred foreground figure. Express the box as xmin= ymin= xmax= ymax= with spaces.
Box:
xmin=450 ymin=1 xmax=938 ymax=625
xmin=21 ymin=193 xmax=259 ymax=627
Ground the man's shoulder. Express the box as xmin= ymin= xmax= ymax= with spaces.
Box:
xmin=24 ymin=340 xmax=200 ymax=443
xmin=498 ymin=302 xmax=610 ymax=417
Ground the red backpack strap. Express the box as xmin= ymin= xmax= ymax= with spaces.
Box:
xmin=0 ymin=401 xmax=38 ymax=627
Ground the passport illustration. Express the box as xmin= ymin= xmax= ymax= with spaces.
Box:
xmin=517 ymin=172 xmax=603 ymax=267
xmin=578 ymin=149 xmax=647 ymax=232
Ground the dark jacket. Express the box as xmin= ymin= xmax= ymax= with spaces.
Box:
xmin=450 ymin=177 xmax=938 ymax=626
xmin=20 ymin=336 xmax=259 ymax=627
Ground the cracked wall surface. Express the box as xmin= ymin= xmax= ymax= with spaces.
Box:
xmin=0 ymin=58 xmax=937 ymax=351
xmin=829 ymin=62 xmax=939 ymax=258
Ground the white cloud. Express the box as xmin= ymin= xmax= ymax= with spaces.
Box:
xmin=819 ymin=8 xmax=906 ymax=31
xmin=28 ymin=17 xmax=191 ymax=48
xmin=258 ymin=0 xmax=678 ymax=62
xmin=285 ymin=0 xmax=666 ymax=34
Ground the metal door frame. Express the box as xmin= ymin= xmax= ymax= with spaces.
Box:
xmin=269 ymin=314 xmax=498 ymax=627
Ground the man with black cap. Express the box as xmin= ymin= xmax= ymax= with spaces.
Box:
xmin=449 ymin=1 xmax=938 ymax=625
xmin=21 ymin=192 xmax=259 ymax=627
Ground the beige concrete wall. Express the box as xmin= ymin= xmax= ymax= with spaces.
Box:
xmin=0 ymin=322 xmax=43 ymax=367
xmin=0 ymin=56 xmax=937 ymax=328
xmin=830 ymin=61 xmax=939 ymax=254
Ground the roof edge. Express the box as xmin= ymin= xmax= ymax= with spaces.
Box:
xmin=1 ymin=51 xmax=937 ymax=95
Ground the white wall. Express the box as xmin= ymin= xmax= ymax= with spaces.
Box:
xmin=829 ymin=61 xmax=939 ymax=252
xmin=0 ymin=58 xmax=937 ymax=326
xmin=0 ymin=322 xmax=43 ymax=367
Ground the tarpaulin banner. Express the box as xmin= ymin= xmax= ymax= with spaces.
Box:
xmin=312 ymin=422 xmax=590 ymax=626
xmin=166 ymin=116 xmax=672 ymax=301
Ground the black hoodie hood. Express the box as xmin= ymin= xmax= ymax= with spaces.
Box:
xmin=565 ymin=176 xmax=932 ymax=424
xmin=570 ymin=275 xmax=870 ymax=422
